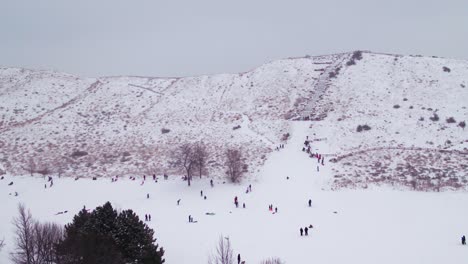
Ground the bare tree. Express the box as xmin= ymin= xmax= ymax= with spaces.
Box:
xmin=36 ymin=165 xmax=51 ymax=178
xmin=207 ymin=235 xmax=234 ymax=264
xmin=52 ymin=157 xmax=67 ymax=178
xmin=11 ymin=204 xmax=36 ymax=264
xmin=11 ymin=204 xmax=63 ymax=264
xmin=0 ymin=237 xmax=5 ymax=252
xmin=172 ymin=143 xmax=196 ymax=186
xmin=193 ymin=143 xmax=209 ymax=179
xmin=34 ymin=222 xmax=63 ymax=264
xmin=23 ymin=157 xmax=37 ymax=176
xmin=225 ymin=148 xmax=246 ymax=183
xmin=260 ymin=257 xmax=285 ymax=264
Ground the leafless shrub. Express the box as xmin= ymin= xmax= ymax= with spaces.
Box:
xmin=442 ymin=66 xmax=451 ymax=72
xmin=260 ymin=257 xmax=285 ymax=264
xmin=225 ymin=148 xmax=246 ymax=183
xmin=207 ymin=235 xmax=234 ymax=264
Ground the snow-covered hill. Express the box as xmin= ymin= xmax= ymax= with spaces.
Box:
xmin=0 ymin=51 xmax=466 ymax=190
xmin=1 ymin=122 xmax=467 ymax=263
xmin=304 ymin=52 xmax=467 ymax=190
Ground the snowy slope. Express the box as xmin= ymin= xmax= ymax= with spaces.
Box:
xmin=0 ymin=55 xmax=344 ymax=178
xmin=1 ymin=122 xmax=467 ymax=264
xmin=303 ymin=52 xmax=467 ymax=190
xmin=0 ymin=51 xmax=467 ymax=190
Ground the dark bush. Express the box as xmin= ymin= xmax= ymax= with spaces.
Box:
xmin=442 ymin=66 xmax=451 ymax=72
xmin=393 ymin=104 xmax=400 ymax=109
xmin=446 ymin=117 xmax=456 ymax=123
xmin=161 ymin=128 xmax=170 ymax=134
xmin=232 ymin=125 xmax=241 ymax=130
xmin=71 ymin=150 xmax=88 ymax=159
xmin=352 ymin=50 xmax=363 ymax=60
xmin=329 ymin=66 xmax=341 ymax=78
xmin=458 ymin=121 xmax=466 ymax=129
xmin=346 ymin=60 xmax=356 ymax=66
xmin=429 ymin=113 xmax=439 ymax=121
xmin=356 ymin=124 xmax=371 ymax=132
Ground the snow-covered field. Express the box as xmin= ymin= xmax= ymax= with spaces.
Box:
xmin=1 ymin=122 xmax=467 ymax=263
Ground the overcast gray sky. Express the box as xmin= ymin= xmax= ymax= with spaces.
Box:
xmin=1 ymin=0 xmax=467 ymax=77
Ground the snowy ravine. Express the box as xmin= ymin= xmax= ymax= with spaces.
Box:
xmin=1 ymin=122 xmax=467 ymax=263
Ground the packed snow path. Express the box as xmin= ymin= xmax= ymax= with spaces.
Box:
xmin=301 ymin=53 xmax=350 ymax=120
xmin=1 ymin=122 xmax=468 ymax=263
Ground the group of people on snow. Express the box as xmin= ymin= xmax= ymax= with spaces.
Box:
xmin=275 ymin=144 xmax=285 ymax=151
xmin=300 ymin=225 xmax=313 ymax=236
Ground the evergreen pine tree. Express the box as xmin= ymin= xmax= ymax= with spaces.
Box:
xmin=114 ymin=209 xmax=165 ymax=264
xmin=55 ymin=202 xmax=164 ymax=264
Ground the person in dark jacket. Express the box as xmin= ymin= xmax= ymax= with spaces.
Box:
xmin=300 ymin=228 xmax=304 ymax=236
xmin=462 ymin=235 xmax=466 ymax=245
xmin=308 ymin=199 xmax=312 ymax=207
xmin=304 ymin=227 xmax=309 ymax=236
xmin=237 ymin=253 xmax=241 ymax=264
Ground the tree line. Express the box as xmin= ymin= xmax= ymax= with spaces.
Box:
xmin=171 ymin=142 xmax=247 ymax=186
xmin=20 ymin=142 xmax=248 ymax=185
